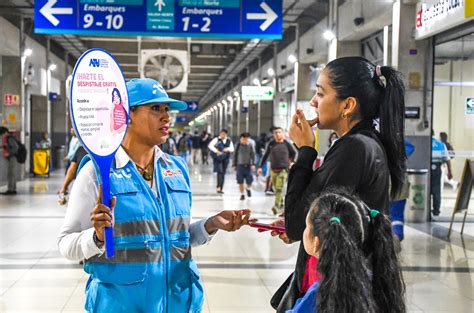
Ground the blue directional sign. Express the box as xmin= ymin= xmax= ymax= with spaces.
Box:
xmin=176 ymin=116 xmax=187 ymax=123
xmin=184 ymin=101 xmax=199 ymax=112
xmin=34 ymin=0 xmax=283 ymax=39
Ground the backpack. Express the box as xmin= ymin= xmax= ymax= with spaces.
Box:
xmin=178 ymin=137 xmax=188 ymax=153
xmin=161 ymin=138 xmax=174 ymax=155
xmin=12 ymin=137 xmax=27 ymax=164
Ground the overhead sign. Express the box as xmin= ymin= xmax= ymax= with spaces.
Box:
xmin=70 ymin=48 xmax=129 ymax=258
xmin=415 ymin=0 xmax=474 ymax=40
xmin=467 ymin=97 xmax=474 ymax=115
xmin=184 ymin=101 xmax=199 ymax=112
xmin=34 ymin=0 xmax=282 ymax=39
xmin=241 ymin=86 xmax=274 ymax=101
xmin=176 ymin=116 xmax=187 ymax=123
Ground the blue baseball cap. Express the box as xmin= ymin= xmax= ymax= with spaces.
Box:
xmin=126 ymin=78 xmax=187 ymax=111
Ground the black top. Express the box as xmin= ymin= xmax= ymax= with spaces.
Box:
xmin=274 ymin=120 xmax=390 ymax=311
xmin=191 ymin=135 xmax=201 ymax=149
xmin=72 ymin=146 xmax=88 ymax=164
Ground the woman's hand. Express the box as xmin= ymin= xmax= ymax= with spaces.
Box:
xmin=90 ymin=185 xmax=115 ymax=242
xmin=288 ymin=109 xmax=318 ymax=148
xmin=258 ymin=218 xmax=295 ymax=245
xmin=205 ymin=209 xmax=256 ymax=234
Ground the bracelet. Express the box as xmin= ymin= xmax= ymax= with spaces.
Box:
xmin=93 ymin=232 xmax=104 ymax=248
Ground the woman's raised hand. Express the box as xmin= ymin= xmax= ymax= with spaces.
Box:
xmin=288 ymin=109 xmax=318 ymax=148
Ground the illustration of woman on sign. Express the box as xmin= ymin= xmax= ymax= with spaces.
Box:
xmin=110 ymin=88 xmax=127 ymax=134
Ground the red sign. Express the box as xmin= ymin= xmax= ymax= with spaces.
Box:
xmin=416 ymin=9 xmax=423 ymax=28
xmin=4 ymin=94 xmax=19 ymax=106
xmin=4 ymin=94 xmax=12 ymax=105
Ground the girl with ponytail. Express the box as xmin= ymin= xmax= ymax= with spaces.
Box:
xmin=287 ymin=191 xmax=405 ymax=313
xmin=271 ymin=57 xmax=406 ymax=312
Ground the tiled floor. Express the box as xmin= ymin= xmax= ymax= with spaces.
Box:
xmin=0 ymin=164 xmax=473 ymax=312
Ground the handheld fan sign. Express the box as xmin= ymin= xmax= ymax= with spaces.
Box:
xmin=70 ymin=48 xmax=129 ymax=258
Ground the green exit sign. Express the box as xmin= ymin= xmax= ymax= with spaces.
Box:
xmin=241 ymin=86 xmax=274 ymax=101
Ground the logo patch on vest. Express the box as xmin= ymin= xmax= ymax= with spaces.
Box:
xmin=162 ymin=169 xmax=183 ymax=177
xmin=112 ymin=168 xmax=132 ymax=179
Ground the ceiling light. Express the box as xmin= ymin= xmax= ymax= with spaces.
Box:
xmin=48 ymin=63 xmax=57 ymax=71
xmin=222 ymin=100 xmax=227 ymax=105
xmin=288 ymin=54 xmax=297 ymax=64
xmin=227 ymin=96 xmax=233 ymax=102
xmin=323 ymin=30 xmax=336 ymax=41
xmin=252 ymin=78 xmax=260 ymax=85
xmin=267 ymin=68 xmax=275 ymax=76
xmin=23 ymin=48 xmax=32 ymax=57
xmin=233 ymin=91 xmax=239 ymax=97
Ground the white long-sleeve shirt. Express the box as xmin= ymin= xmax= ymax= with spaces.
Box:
xmin=58 ymin=146 xmax=214 ymax=261
xmin=207 ymin=137 xmax=234 ymax=154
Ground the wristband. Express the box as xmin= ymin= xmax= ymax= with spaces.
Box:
xmin=93 ymin=231 xmax=104 ymax=248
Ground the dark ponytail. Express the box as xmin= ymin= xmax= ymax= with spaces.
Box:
xmin=369 ymin=210 xmax=406 ymax=313
xmin=378 ymin=66 xmax=406 ymax=199
xmin=307 ymin=191 xmax=406 ymax=313
xmin=309 ymin=193 xmax=376 ymax=313
xmin=325 ymin=57 xmax=406 ymax=198
xmin=317 ymin=221 xmax=375 ymax=313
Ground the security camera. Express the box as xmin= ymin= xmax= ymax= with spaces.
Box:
xmin=353 ymin=17 xmax=364 ymax=26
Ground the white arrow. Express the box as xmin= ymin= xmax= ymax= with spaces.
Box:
xmin=246 ymin=2 xmax=278 ymax=31
xmin=468 ymin=98 xmax=474 ymax=108
xmin=190 ymin=102 xmax=198 ymax=110
xmin=40 ymin=0 xmax=73 ymax=27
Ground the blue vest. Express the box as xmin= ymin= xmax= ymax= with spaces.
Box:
xmin=432 ymin=137 xmax=448 ymax=164
xmin=82 ymin=154 xmax=203 ymax=313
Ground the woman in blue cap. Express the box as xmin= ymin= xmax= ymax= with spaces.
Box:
xmin=58 ymin=78 xmax=253 ymax=312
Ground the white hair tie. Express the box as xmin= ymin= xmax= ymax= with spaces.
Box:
xmin=375 ymin=65 xmax=382 ymax=77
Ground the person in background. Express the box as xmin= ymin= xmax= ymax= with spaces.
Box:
xmin=177 ymin=132 xmax=191 ymax=162
xmin=257 ymin=127 xmax=296 ymax=215
xmin=208 ymin=129 xmax=234 ymax=194
xmin=200 ymin=131 xmax=211 ymax=165
xmin=160 ymin=131 xmax=177 ymax=155
xmin=64 ymin=128 xmax=81 ymax=173
xmin=0 ymin=127 xmax=19 ymax=195
xmin=287 ymin=191 xmax=406 ymax=313
xmin=233 ymin=133 xmax=255 ymax=200
xmin=245 ymin=132 xmax=256 ymax=157
xmin=38 ymin=132 xmax=51 ymax=149
xmin=439 ymin=132 xmax=457 ymax=189
xmin=255 ymin=133 xmax=268 ymax=179
xmin=328 ymin=131 xmax=338 ymax=148
xmin=191 ymin=131 xmax=201 ymax=165
xmin=389 ymin=139 xmax=415 ymax=246
xmin=58 ymin=145 xmax=88 ymax=206
xmin=431 ymin=130 xmax=453 ymax=216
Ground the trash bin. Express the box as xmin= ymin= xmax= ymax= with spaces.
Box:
xmin=54 ymin=145 xmax=66 ymax=170
xmin=405 ymin=169 xmax=429 ymax=223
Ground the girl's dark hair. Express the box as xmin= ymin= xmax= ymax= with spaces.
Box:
xmin=325 ymin=57 xmax=406 ymax=198
xmin=308 ymin=191 xmax=406 ymax=313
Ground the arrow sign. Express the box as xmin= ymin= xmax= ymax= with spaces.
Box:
xmin=40 ymin=0 xmax=73 ymax=26
xmin=467 ymin=98 xmax=474 ymax=108
xmin=184 ymin=101 xmax=199 ymax=112
xmin=246 ymin=2 xmax=278 ymax=31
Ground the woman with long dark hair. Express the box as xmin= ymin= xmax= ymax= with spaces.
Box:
xmin=287 ymin=191 xmax=405 ymax=313
xmin=270 ymin=56 xmax=406 ymax=312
